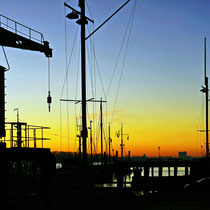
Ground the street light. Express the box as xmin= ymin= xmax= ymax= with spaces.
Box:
xmin=66 ymin=11 xmax=79 ymax=20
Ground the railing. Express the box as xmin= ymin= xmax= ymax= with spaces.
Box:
xmin=3 ymin=122 xmax=50 ymax=149
xmin=0 ymin=14 xmax=45 ymax=44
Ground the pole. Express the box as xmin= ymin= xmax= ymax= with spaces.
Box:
xmin=109 ymin=122 xmax=111 ymax=164
xmin=204 ymin=37 xmax=209 ymax=157
xmin=80 ymin=0 xmax=88 ymax=163
xmin=100 ymin=97 xmax=103 ymax=163
xmin=121 ymin=123 xmax=123 ymax=159
xmin=0 ymin=67 xmax=6 ymax=138
xmin=90 ymin=120 xmax=93 ymax=165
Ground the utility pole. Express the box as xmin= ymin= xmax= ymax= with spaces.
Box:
xmin=201 ymin=37 xmax=209 ymax=157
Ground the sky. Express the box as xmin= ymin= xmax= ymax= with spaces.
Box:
xmin=1 ymin=0 xmax=210 ymax=157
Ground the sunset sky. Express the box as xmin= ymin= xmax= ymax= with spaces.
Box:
xmin=1 ymin=0 xmax=210 ymax=157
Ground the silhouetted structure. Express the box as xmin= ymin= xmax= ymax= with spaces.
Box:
xmin=0 ymin=14 xmax=55 ymax=209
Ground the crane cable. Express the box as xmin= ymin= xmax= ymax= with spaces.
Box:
xmin=47 ymin=57 xmax=52 ymax=112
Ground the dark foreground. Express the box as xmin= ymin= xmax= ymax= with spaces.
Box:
xmin=4 ymin=185 xmax=210 ymax=210
xmin=2 ymin=154 xmax=210 ymax=209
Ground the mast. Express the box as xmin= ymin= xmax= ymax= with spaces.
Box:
xmin=64 ymin=0 xmax=131 ymax=163
xmin=100 ymin=98 xmax=103 ymax=163
xmin=120 ymin=123 xmax=124 ymax=159
xmin=80 ymin=0 xmax=88 ymax=163
xmin=90 ymin=120 xmax=93 ymax=164
xmin=109 ymin=122 xmax=111 ymax=163
xmin=201 ymin=38 xmax=209 ymax=157
xmin=204 ymin=37 xmax=209 ymax=157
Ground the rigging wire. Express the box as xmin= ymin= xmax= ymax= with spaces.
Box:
xmin=86 ymin=0 xmax=99 ymax=155
xmin=86 ymin=37 xmax=95 ymax=98
xmin=197 ymin=94 xmax=204 ymax=156
xmin=105 ymin=18 xmax=130 ymax=99
xmin=74 ymin=45 xmax=81 ymax=152
xmin=61 ymin=6 xmax=77 ymax=152
xmin=111 ymin=0 xmax=137 ymax=123
xmin=65 ymin=6 xmax=70 ymax=152
xmin=86 ymin=0 xmax=99 ymax=156
xmin=88 ymin=38 xmax=107 ymax=100
xmin=60 ymin=25 xmax=79 ymax=99
xmin=60 ymin=6 xmax=80 ymax=152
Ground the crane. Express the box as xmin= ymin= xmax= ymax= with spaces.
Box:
xmin=0 ymin=14 xmax=52 ymax=139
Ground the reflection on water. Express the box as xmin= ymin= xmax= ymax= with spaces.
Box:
xmin=111 ymin=167 xmax=190 ymax=188
xmin=56 ymin=163 xmax=190 ymax=188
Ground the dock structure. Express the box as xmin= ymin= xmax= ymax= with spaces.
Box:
xmin=87 ymin=157 xmax=210 ymax=191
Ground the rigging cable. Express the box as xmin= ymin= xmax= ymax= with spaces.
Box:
xmin=74 ymin=44 xmax=81 ymax=152
xmin=111 ymin=0 xmax=137 ymax=123
xmin=105 ymin=14 xmax=130 ymax=99
xmin=86 ymin=1 xmax=98 ymax=155
xmin=64 ymin=5 xmax=70 ymax=152
xmin=89 ymin=38 xmax=107 ymax=100
xmin=197 ymin=94 xmax=204 ymax=156
xmin=60 ymin=6 xmax=79 ymax=152
xmin=60 ymin=25 xmax=79 ymax=98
